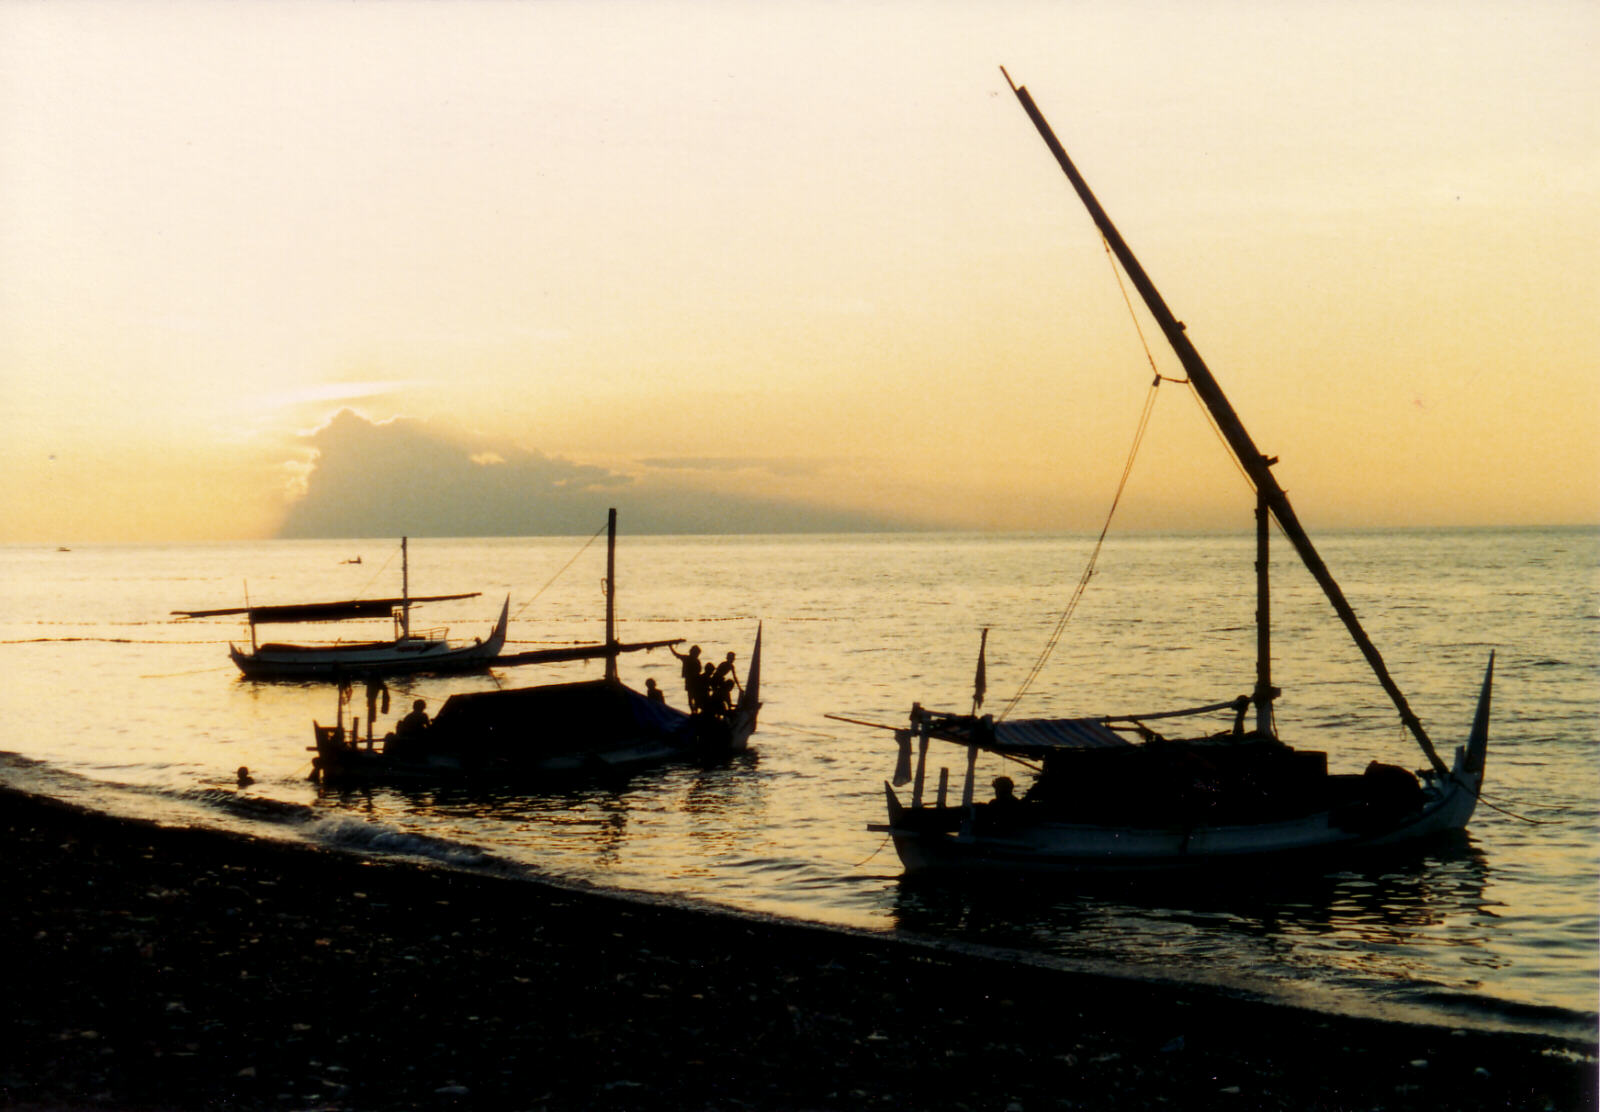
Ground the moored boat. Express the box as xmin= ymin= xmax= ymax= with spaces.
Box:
xmin=857 ymin=71 xmax=1493 ymax=873
xmin=309 ymin=509 xmax=762 ymax=786
xmin=175 ymin=538 xmax=508 ymax=680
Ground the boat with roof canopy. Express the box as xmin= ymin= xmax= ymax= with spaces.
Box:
xmin=308 ymin=509 xmax=762 ymax=785
xmin=849 ymin=70 xmax=1492 ymax=873
xmin=174 ymin=537 xmax=509 ymax=680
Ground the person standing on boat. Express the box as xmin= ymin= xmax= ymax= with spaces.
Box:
xmin=669 ymin=644 xmax=703 ymax=711
xmin=645 ymin=678 xmax=666 ymax=704
xmin=700 ymin=663 xmax=719 ymax=717
xmin=712 ymin=651 xmax=740 ymax=710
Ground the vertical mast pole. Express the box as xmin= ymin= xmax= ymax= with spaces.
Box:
xmin=1255 ymin=485 xmax=1274 ymax=736
xmin=1000 ymin=68 xmax=1447 ymax=777
xmin=399 ymin=537 xmax=411 ymax=639
xmin=604 ymin=508 xmax=618 ymax=681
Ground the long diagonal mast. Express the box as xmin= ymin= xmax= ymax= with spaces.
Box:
xmin=1001 ymin=68 xmax=1447 ymax=776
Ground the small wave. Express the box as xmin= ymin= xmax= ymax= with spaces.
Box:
xmin=303 ymin=813 xmax=499 ymax=870
xmin=184 ymin=787 xmax=319 ymax=826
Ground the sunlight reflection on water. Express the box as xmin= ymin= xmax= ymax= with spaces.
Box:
xmin=0 ymin=528 xmax=1595 ymax=1036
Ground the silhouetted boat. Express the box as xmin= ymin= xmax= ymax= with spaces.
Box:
xmin=174 ymin=537 xmax=508 ymax=679
xmin=858 ymin=71 xmax=1492 ymax=873
xmin=309 ymin=509 xmax=762 ymax=785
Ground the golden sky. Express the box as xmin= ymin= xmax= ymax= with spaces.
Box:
xmin=2 ymin=0 xmax=1596 ymax=541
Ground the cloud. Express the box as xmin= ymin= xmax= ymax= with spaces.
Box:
xmin=276 ymin=410 xmax=911 ymax=537
xmin=636 ymin=456 xmax=825 ymax=478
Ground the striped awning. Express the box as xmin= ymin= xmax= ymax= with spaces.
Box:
xmin=990 ymin=717 xmax=1132 ymax=753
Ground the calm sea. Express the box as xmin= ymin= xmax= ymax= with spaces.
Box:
xmin=1 ymin=528 xmax=1594 ymax=1041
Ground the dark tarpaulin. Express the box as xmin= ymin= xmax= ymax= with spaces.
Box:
xmin=173 ymin=593 xmax=479 ymax=623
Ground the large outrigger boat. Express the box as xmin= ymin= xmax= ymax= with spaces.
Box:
xmin=175 ymin=537 xmax=508 ymax=680
xmin=862 ymin=70 xmax=1492 ymax=873
xmin=309 ymin=509 xmax=762 ymax=785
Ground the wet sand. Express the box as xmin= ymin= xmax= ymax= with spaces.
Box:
xmin=2 ymin=785 xmax=1592 ymax=1111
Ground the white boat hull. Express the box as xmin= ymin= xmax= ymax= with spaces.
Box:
xmin=232 ymin=598 xmax=509 ymax=679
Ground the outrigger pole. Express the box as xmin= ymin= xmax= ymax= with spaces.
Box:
xmin=1000 ymin=67 xmax=1448 ymax=777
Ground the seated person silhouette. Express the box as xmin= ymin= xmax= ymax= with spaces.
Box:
xmin=387 ymin=698 xmax=431 ymax=757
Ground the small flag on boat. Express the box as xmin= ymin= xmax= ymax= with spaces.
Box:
xmin=973 ymin=627 xmax=988 ymax=713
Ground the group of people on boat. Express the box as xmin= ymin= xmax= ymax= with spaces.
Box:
xmin=666 ymin=643 xmax=741 ymax=718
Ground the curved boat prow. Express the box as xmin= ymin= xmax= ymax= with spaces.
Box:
xmin=487 ymin=596 xmax=511 ymax=649
xmin=737 ymin=622 xmax=763 ymax=715
xmin=1456 ymin=650 xmax=1493 ymax=786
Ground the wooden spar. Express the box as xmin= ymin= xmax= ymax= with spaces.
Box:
xmin=604 ymin=508 xmax=618 ymax=681
xmin=1001 ymin=68 xmax=1449 ymax=778
xmin=490 ymin=637 xmax=683 ymax=668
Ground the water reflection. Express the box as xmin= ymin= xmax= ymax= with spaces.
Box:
xmin=309 ymin=750 xmax=767 ymax=872
xmin=889 ymin=839 xmax=1494 ymax=998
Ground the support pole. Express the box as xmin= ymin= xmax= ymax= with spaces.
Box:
xmin=911 ymin=707 xmax=930 ymax=808
xmin=400 ymin=537 xmax=411 ymax=639
xmin=604 ymin=508 xmax=618 ymax=681
xmin=1255 ymin=481 xmax=1274 ymax=736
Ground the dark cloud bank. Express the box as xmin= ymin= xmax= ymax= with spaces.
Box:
xmin=276 ymin=410 xmax=910 ymax=538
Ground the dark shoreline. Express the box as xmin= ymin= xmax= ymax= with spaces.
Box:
xmin=3 ymin=786 xmax=1593 ymax=1111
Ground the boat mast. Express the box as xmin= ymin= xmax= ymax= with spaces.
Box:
xmin=1255 ymin=487 xmax=1274 ymax=736
xmin=397 ymin=536 xmax=413 ymax=640
xmin=604 ymin=508 xmax=618 ymax=681
xmin=1001 ymin=68 xmax=1447 ymax=776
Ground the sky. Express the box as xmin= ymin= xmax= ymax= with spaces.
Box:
xmin=2 ymin=0 xmax=1596 ymax=541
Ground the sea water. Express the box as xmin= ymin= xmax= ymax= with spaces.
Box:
xmin=1 ymin=528 xmax=1594 ymax=1040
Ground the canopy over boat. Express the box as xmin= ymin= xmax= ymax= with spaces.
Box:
xmin=174 ymin=593 xmax=479 ymax=624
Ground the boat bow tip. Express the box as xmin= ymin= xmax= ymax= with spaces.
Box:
xmin=1459 ymin=650 xmax=1493 ymax=781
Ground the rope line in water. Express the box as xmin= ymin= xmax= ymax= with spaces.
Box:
xmin=0 ymin=637 xmax=223 ymax=645
xmin=849 ymin=832 xmax=892 ymax=869
xmin=1475 ymin=792 xmax=1560 ymax=825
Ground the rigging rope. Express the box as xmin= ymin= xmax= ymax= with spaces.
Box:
xmin=1104 ymin=232 xmax=1267 ymax=507
xmin=356 ymin=543 xmax=401 ymax=600
xmin=998 ymin=374 xmax=1162 ymax=721
xmin=1103 ymin=238 xmax=1172 ymax=385
xmin=996 ymin=231 xmax=1198 ymax=719
xmin=997 ymin=235 xmax=1184 ymax=721
xmin=510 ymin=521 xmax=609 ymax=622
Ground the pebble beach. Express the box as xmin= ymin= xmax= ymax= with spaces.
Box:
xmin=3 ymin=786 xmax=1592 ymax=1111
